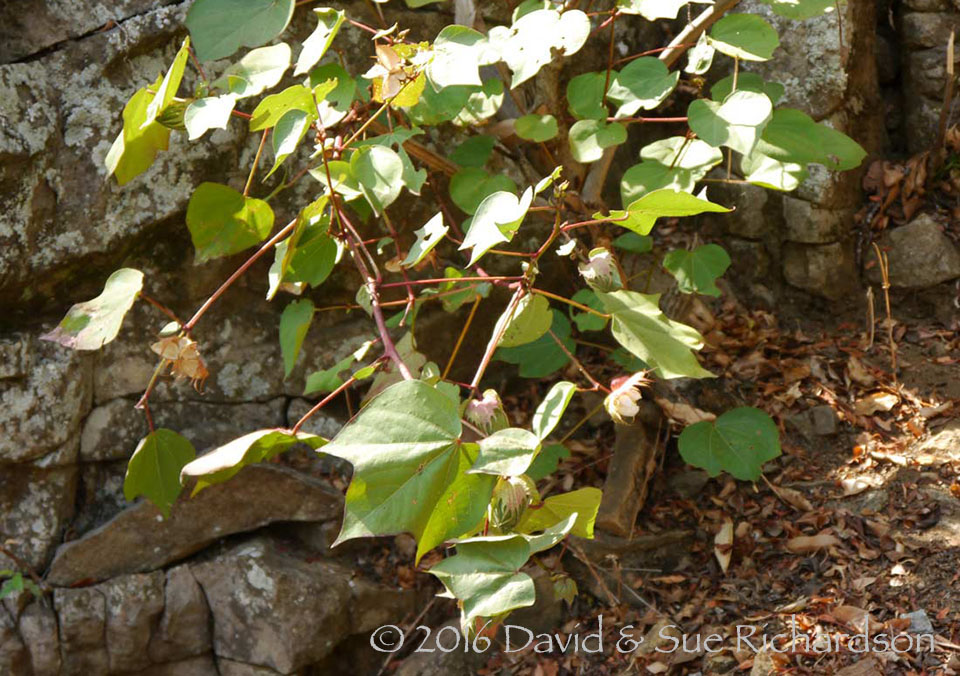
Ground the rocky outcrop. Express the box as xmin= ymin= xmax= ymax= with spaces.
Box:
xmin=47 ymin=465 xmax=343 ymax=586
xmin=866 ymin=214 xmax=960 ymax=287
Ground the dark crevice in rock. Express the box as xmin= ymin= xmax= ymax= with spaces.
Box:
xmin=1 ymin=1 xmax=188 ymax=66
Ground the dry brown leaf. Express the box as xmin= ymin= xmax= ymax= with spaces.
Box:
xmin=654 ymin=397 xmax=716 ymax=425
xmin=714 ymin=518 xmax=733 ymax=574
xmin=847 ymin=356 xmax=876 ymax=386
xmin=786 ymin=531 xmax=840 ymax=554
xmin=854 ymin=391 xmax=899 ymax=415
xmin=777 ymin=485 xmax=814 ymax=511
xmin=832 ymin=605 xmax=876 ymax=632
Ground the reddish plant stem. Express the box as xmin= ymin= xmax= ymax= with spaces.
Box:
xmin=291 ymin=373 xmax=362 ymax=434
xmin=243 ymin=129 xmax=270 ymax=196
xmin=188 ymin=46 xmax=208 ymax=82
xmin=229 ymin=109 xmax=253 ymax=120
xmin=381 ymin=211 xmax=417 ymax=324
xmin=603 ymin=11 xmax=618 ymax=96
xmin=530 ymin=287 xmax=610 ymax=318
xmin=548 ymin=329 xmax=609 ymax=393
xmin=139 ymin=293 xmax=182 ymax=325
xmin=183 ymin=218 xmax=299 ymax=333
xmin=614 ymin=43 xmax=698 ymax=65
xmin=610 ymin=116 xmax=689 ymax=124
xmin=379 ymin=275 xmax=521 ymax=289
xmin=470 ymin=286 xmax=525 ymax=390
xmin=347 ymin=17 xmax=379 ymax=34
xmin=442 ymin=232 xmax=535 ymax=258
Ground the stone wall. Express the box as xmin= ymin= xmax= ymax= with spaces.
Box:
xmin=2 ymin=0 xmax=960 ymax=673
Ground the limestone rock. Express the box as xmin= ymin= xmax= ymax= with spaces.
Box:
xmin=47 ymin=465 xmax=342 ymax=586
xmin=783 ymin=241 xmax=858 ymax=299
xmin=102 ymin=571 xmax=166 ymax=673
xmin=17 ymin=602 xmax=61 ymax=676
xmin=140 ymin=655 xmax=220 ymax=676
xmin=788 ymin=405 xmax=840 ymax=439
xmin=596 ymin=406 xmax=662 ymax=536
xmin=191 ymin=536 xmax=419 ymax=672
xmin=0 ymin=333 xmax=91 ymax=464
xmin=53 ymin=587 xmax=109 ymax=674
xmin=148 ymin=565 xmax=212 ymax=662
xmin=902 ymin=12 xmax=958 ymax=49
xmin=0 ymin=607 xmax=28 ymax=676
xmin=80 ymin=398 xmax=287 ymax=463
xmin=782 ymin=198 xmax=855 ymax=244
xmin=866 ymin=215 xmax=960 ymax=288
xmin=0 ymin=463 xmax=78 ymax=570
xmin=217 ymin=658 xmax=286 ymax=675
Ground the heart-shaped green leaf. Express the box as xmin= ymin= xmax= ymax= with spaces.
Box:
xmin=323 ymin=380 xmax=496 ymax=562
xmin=607 ymin=57 xmax=679 ymax=119
xmin=569 ymin=120 xmax=627 ymax=163
xmin=498 ymin=293 xmax=552 ymax=348
xmin=124 ymin=429 xmax=197 ymax=518
xmin=471 ymin=428 xmax=542 ymax=476
xmin=709 ymin=14 xmax=780 ymax=62
xmin=186 ymin=0 xmax=295 ymax=62
xmin=662 ymin=244 xmax=732 ymax=297
xmin=515 ymin=114 xmax=559 ymax=142
xmin=186 ymin=183 xmax=275 ymax=263
xmin=295 ymin=8 xmax=345 ymax=75
xmin=687 ymin=90 xmax=773 ymax=155
xmin=599 ymin=289 xmax=713 ymax=379
xmin=516 ymin=487 xmax=601 ymax=538
xmin=678 ymin=407 xmax=781 ymax=480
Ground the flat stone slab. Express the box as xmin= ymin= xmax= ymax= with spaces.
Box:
xmin=46 ymin=465 xmax=342 ymax=586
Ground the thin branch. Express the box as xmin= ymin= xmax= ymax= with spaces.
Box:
xmin=548 ymin=329 xmax=609 ymax=392
xmin=530 ymin=287 xmax=610 ymax=318
xmin=243 ymin=129 xmax=269 ymax=197
xmin=183 ymin=218 xmax=299 ymax=333
xmin=292 ymin=373 xmax=362 ymax=434
xmin=659 ymin=0 xmax=742 ymax=68
xmin=443 ymin=296 xmax=481 ymax=379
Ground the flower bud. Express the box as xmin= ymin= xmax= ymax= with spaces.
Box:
xmin=604 ymin=372 xmax=649 ymax=424
xmin=578 ymin=247 xmax=622 ymax=292
xmin=488 ymin=475 xmax=538 ymax=532
xmin=465 ymin=389 xmax=509 ymax=436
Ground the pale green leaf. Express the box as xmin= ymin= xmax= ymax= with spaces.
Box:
xmin=516 ymin=487 xmax=601 ymax=538
xmin=42 ymin=269 xmax=144 ymax=350
xmin=532 ymin=381 xmax=577 ymax=440
xmin=569 ymin=120 xmax=627 ymax=164
xmin=453 ymin=79 xmax=505 ymax=126
xmin=678 ymin=407 xmax=781 ymax=480
xmin=124 ymin=429 xmax=196 ymax=518
xmin=604 ymin=188 xmax=731 ymax=236
xmin=280 ymin=298 xmax=314 ymax=377
xmin=496 ymin=310 xmax=573 ymax=378
xmin=265 ymin=109 xmax=311 ymax=178
xmin=607 ymin=57 xmax=679 ymax=119
xmin=311 ymin=64 xmax=356 ymax=128
xmin=184 ymin=95 xmax=237 ymax=139
xmin=471 ymin=428 xmax=542 ymax=476
xmin=249 ymin=84 xmax=317 ymax=131
xmin=351 ymin=145 xmax=404 ymax=214
xmin=711 ymin=72 xmax=785 ymax=104
xmin=429 ymin=515 xmax=575 ymax=630
xmin=459 ymin=187 xmax=533 ymax=265
xmin=755 ymin=108 xmax=866 ymax=171
xmin=758 ymin=0 xmax=837 ymax=19
xmin=450 ymin=135 xmax=496 ymax=168
xmin=186 ymin=182 xmax=275 ymax=263
xmin=498 ymin=293 xmax=552 ymax=348
xmin=662 ymin=244 xmax=731 ymax=297
xmin=687 ymin=90 xmax=773 ymax=155
xmin=402 ymin=213 xmax=447 ymax=268
xmin=488 ymin=9 xmax=589 ymax=87
xmin=323 ymin=380 xmax=496 ymax=562
xmin=515 ymin=114 xmax=558 ymax=142
xmin=566 ymin=72 xmax=607 ymax=120
xmin=526 ymin=443 xmax=569 ymax=481
xmin=599 ymin=289 xmax=713 ymax=379
xmin=617 ymin=0 xmax=689 ymax=20
xmin=685 ymin=31 xmax=716 ymax=75
xmin=449 ymin=168 xmax=517 ymax=215
xmin=186 ymin=0 xmax=295 ymax=62
xmin=741 ymin=149 xmax=807 ymax=190
xmin=295 ymin=8 xmax=345 ymax=75
xmin=144 ymin=38 xmax=191 ymax=127
xmin=709 ymin=14 xmax=780 ymax=62
xmin=309 ymin=160 xmax=362 ymax=200
xmin=104 ymin=77 xmax=171 ymax=185
xmin=181 ymin=429 xmax=326 ymax=493
xmin=304 ymin=340 xmax=374 ymax=394
xmin=621 ymin=137 xmax=724 ymax=204
xmin=213 ymin=43 xmax=291 ymax=98
xmin=428 ymin=25 xmax=488 ymax=88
